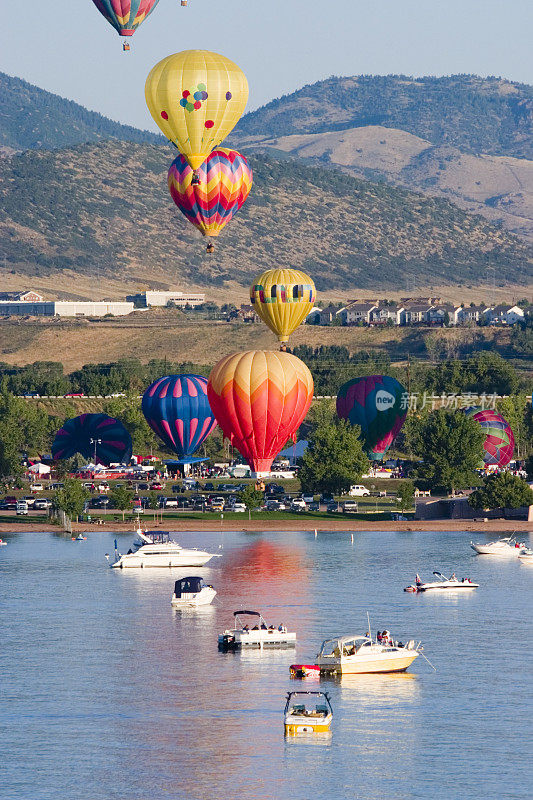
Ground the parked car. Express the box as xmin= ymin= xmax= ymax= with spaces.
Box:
xmin=30 ymin=483 xmax=44 ymax=493
xmin=50 ymin=483 xmax=64 ymax=490
xmin=342 ymin=501 xmax=359 ymax=513
xmin=23 ymin=496 xmax=36 ymax=507
xmin=291 ymin=499 xmax=307 ymax=511
xmin=302 ymin=493 xmax=314 ymax=504
xmin=265 ymin=483 xmax=284 ymax=496
xmin=210 ymin=501 xmax=224 ymax=512
xmin=171 ymin=484 xmax=184 ymax=493
xmin=164 ymin=497 xmax=179 ymax=508
xmin=151 ymin=482 xmax=164 ymax=491
xmin=203 ymin=482 xmax=216 ymax=491
xmin=232 ymin=502 xmax=246 ymax=513
xmin=327 ymin=502 xmax=340 ymax=513
xmin=320 ymin=493 xmax=335 ymax=504
xmin=308 ymin=501 xmax=320 ymax=512
xmin=348 ymin=485 xmax=370 ymax=497
xmin=33 ymin=498 xmax=51 ymax=510
xmin=16 ymin=501 xmax=29 ymax=515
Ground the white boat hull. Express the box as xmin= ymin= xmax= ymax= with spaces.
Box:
xmin=171 ymin=587 xmax=216 ymax=607
xmin=471 ymin=543 xmax=524 ymax=556
xmin=317 ymin=650 xmax=419 ymax=675
xmin=219 ymin=630 xmax=296 ymax=649
xmin=518 ymin=553 xmax=533 ymax=565
xmin=417 ymin=581 xmax=479 ymax=591
xmin=113 ymin=552 xmax=213 ymax=568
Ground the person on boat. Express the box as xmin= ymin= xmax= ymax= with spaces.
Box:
xmin=278 ymin=623 xmax=285 ymax=632
xmin=377 ymin=631 xmax=382 ymax=642
xmin=450 ymin=572 xmax=456 ymax=581
xmin=242 ymin=624 xmax=249 ymax=631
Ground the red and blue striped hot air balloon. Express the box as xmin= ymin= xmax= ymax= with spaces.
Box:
xmin=167 ymin=148 xmax=252 ymax=250
xmin=142 ymin=375 xmax=217 ymax=463
xmin=52 ymin=414 xmax=133 ymax=466
xmin=463 ymin=407 xmax=515 ymax=468
xmin=90 ymin=0 xmax=161 ymax=43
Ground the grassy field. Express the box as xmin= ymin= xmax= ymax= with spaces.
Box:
xmin=0 ymin=310 xmax=520 ymax=371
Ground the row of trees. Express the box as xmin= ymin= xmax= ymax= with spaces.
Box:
xmin=1 ymin=348 xmax=530 ymax=399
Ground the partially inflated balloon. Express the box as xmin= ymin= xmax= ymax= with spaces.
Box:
xmin=146 ymin=50 xmax=249 ymax=171
xmin=208 ymin=351 xmax=313 ymax=474
xmin=91 ymin=0 xmax=161 ymax=38
xmin=142 ymin=375 xmax=217 ymax=462
xmin=168 ymin=149 xmax=252 ymax=239
xmin=52 ymin=414 xmax=132 ymax=465
xmin=463 ymin=407 xmax=514 ymax=467
xmin=337 ymin=375 xmax=407 ymax=460
xmin=250 ymin=268 xmax=316 ymax=343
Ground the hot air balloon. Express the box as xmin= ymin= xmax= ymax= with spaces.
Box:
xmin=250 ymin=268 xmax=316 ymax=346
xmin=52 ymin=414 xmax=132 ymax=465
xmin=207 ymin=351 xmax=313 ymax=475
xmin=463 ymin=407 xmax=514 ymax=468
xmin=145 ymin=50 xmax=249 ymax=173
xmin=168 ymin=149 xmax=252 ymax=250
xmin=142 ymin=375 xmax=217 ymax=463
xmin=336 ymin=375 xmax=408 ymax=460
xmin=90 ymin=0 xmax=161 ymax=49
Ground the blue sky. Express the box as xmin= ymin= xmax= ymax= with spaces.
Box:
xmin=1 ymin=0 xmax=532 ymax=131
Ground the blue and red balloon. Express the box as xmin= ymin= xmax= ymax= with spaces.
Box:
xmin=52 ymin=414 xmax=133 ymax=466
xmin=142 ymin=375 xmax=217 ymax=462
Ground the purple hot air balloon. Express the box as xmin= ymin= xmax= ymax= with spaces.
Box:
xmin=141 ymin=374 xmax=217 ymax=463
xmin=337 ymin=375 xmax=408 ymax=460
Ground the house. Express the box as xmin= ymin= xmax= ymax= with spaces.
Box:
xmin=305 ymin=307 xmax=322 ymax=324
xmin=317 ymin=305 xmax=339 ymax=325
xmin=338 ymin=302 xmax=378 ymax=326
xmin=227 ymin=304 xmax=257 ymax=322
xmin=427 ymin=304 xmax=454 ymax=326
xmin=0 ymin=290 xmax=44 ymax=302
xmin=484 ymin=305 xmax=525 ymax=325
xmin=454 ymin=305 xmax=487 ymax=325
xmin=369 ymin=306 xmax=401 ymax=325
xmin=399 ymin=304 xmax=433 ymax=325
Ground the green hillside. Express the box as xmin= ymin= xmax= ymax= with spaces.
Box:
xmin=235 ymin=75 xmax=533 ymax=159
xmin=0 ymin=71 xmax=161 ymax=150
xmin=0 ymin=141 xmax=531 ymax=290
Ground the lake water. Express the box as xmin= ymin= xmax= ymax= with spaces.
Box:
xmin=1 ymin=529 xmax=532 ymax=800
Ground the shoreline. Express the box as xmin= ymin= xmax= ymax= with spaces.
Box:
xmin=1 ymin=519 xmax=532 ymax=534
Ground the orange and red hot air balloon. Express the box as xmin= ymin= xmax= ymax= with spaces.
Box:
xmin=207 ymin=350 xmax=314 ymax=476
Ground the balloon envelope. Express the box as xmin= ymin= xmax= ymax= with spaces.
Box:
xmin=168 ymin=149 xmax=252 ymax=238
xmin=52 ymin=414 xmax=132 ymax=465
xmin=336 ymin=375 xmax=407 ymax=460
xmin=142 ymin=375 xmax=216 ymax=462
xmin=250 ymin=268 xmax=316 ymax=343
xmin=463 ymin=407 xmax=515 ymax=467
xmin=145 ymin=50 xmax=249 ymax=171
xmin=208 ymin=351 xmax=313 ymax=474
xmin=90 ymin=0 xmax=161 ymax=37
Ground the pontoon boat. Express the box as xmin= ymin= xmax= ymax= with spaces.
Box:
xmin=405 ymin=572 xmax=479 ymax=592
xmin=111 ymin=531 xmax=218 ymax=568
xmin=470 ymin=536 xmax=526 ymax=556
xmin=284 ymin=691 xmax=333 ymax=735
xmin=218 ymin=610 xmax=296 ymax=650
xmin=314 ymin=633 xmax=421 ymax=675
xmin=171 ymin=576 xmax=216 ymax=607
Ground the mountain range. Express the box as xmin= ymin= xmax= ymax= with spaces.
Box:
xmin=0 ymin=71 xmax=532 ymax=293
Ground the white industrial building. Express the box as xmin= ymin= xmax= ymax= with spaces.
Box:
xmin=139 ymin=290 xmax=205 ymax=308
xmin=0 ymin=300 xmax=134 ymax=317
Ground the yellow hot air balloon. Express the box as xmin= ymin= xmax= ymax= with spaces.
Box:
xmin=145 ymin=50 xmax=248 ymax=172
xmin=250 ymin=268 xmax=316 ymax=345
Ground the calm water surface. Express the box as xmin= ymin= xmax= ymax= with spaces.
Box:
xmin=1 ymin=529 xmax=532 ymax=800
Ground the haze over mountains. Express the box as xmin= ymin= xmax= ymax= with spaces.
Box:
xmin=0 ymin=71 xmax=532 ymax=294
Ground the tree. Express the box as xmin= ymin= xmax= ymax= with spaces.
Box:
xmin=299 ymin=419 xmax=369 ymax=496
xmin=110 ymin=486 xmax=134 ymax=521
xmin=497 ymin=395 xmax=532 ymax=460
xmin=239 ymin=485 xmax=264 ymax=520
xmin=396 ymin=480 xmax=415 ymax=513
xmin=409 ymin=409 xmax=485 ymax=494
xmin=0 ymin=386 xmax=24 ymax=479
xmin=104 ymin=394 xmax=158 ymax=454
xmin=54 ymin=478 xmax=89 ymax=521
xmin=469 ymin=472 xmax=533 ymax=510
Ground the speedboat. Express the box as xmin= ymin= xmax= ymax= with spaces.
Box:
xmin=0 ymin=539 xmax=7 ymax=546
xmin=284 ymin=691 xmax=333 ymax=735
xmin=218 ymin=610 xmax=296 ymax=650
xmin=314 ymin=633 xmax=421 ymax=675
xmin=518 ymin=549 xmax=533 ymax=565
xmin=111 ymin=531 xmax=219 ymax=568
xmin=171 ymin=576 xmax=216 ymax=607
xmin=405 ymin=572 xmax=479 ymax=592
xmin=470 ymin=536 xmax=526 ymax=556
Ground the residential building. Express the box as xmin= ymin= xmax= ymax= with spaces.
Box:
xmin=338 ymin=302 xmax=378 ymax=325
xmin=427 ymin=304 xmax=454 ymax=325
xmin=0 ymin=290 xmax=44 ymax=302
xmin=484 ymin=305 xmax=525 ymax=325
xmin=399 ymin=304 xmax=433 ymax=325
xmin=317 ymin=305 xmax=339 ymax=325
xmin=454 ymin=305 xmax=487 ymax=325
xmin=370 ymin=306 xmax=402 ymax=325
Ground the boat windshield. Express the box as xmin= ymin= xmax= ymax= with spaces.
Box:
xmin=319 ymin=637 xmax=369 ymax=656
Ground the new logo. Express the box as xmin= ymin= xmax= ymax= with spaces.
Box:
xmin=375 ymin=390 xmax=395 ymax=411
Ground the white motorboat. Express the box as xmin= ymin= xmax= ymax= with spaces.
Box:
xmin=284 ymin=691 xmax=333 ymax=735
xmin=518 ymin=549 xmax=533 ymax=565
xmin=0 ymin=539 xmax=7 ymax=546
xmin=314 ymin=633 xmax=421 ymax=675
xmin=470 ymin=536 xmax=527 ymax=556
xmin=171 ymin=576 xmax=216 ymax=607
xmin=218 ymin=610 xmax=296 ymax=650
xmin=405 ymin=571 xmax=479 ymax=592
xmin=111 ymin=531 xmax=218 ymax=568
